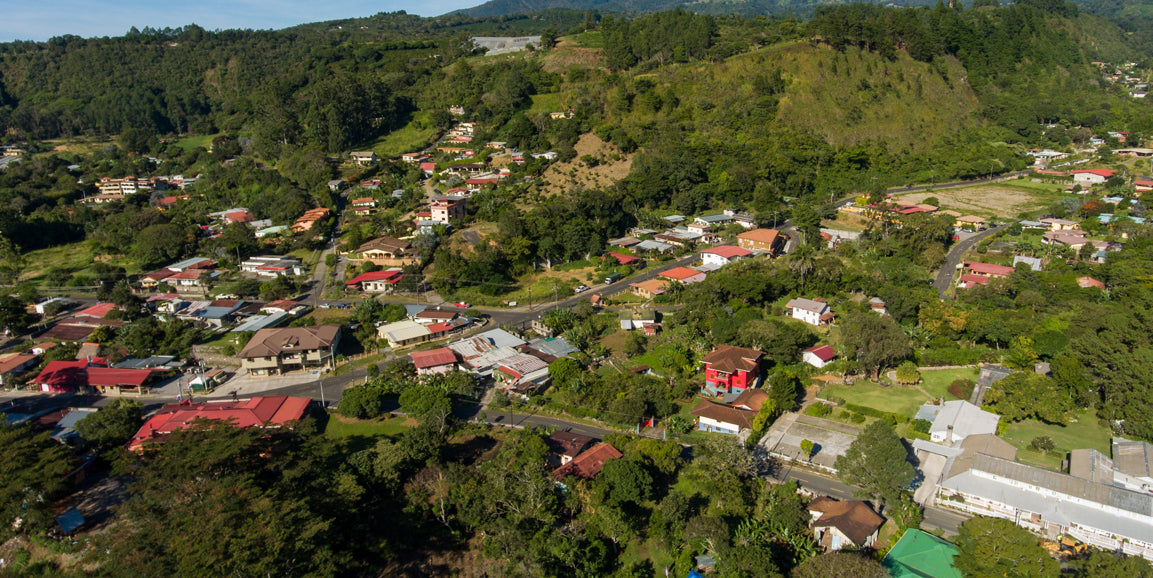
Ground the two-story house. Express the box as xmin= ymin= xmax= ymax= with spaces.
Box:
xmin=737 ymin=228 xmax=785 ymax=256
xmin=701 ymin=344 xmax=763 ymax=396
xmin=430 ymin=196 xmax=466 ymax=225
xmin=238 ymin=325 xmax=341 ymax=375
xmin=785 ymin=297 xmax=833 ymax=326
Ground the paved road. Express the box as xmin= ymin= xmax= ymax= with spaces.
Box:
xmin=771 ymin=466 xmax=969 ymax=535
xmin=932 ymin=224 xmax=1009 ymax=298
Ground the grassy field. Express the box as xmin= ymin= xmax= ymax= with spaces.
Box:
xmin=821 ymin=381 xmax=934 ymax=419
xmin=324 ymin=414 xmax=412 ymax=439
xmin=21 ymin=242 xmax=142 ymax=285
xmin=367 ymin=111 xmax=439 ymax=158
xmin=1002 ymin=410 xmax=1112 ymax=469
xmin=919 ymin=367 xmax=979 ymax=400
xmin=529 ymin=93 xmax=563 ymax=115
xmin=564 ymin=31 xmax=604 ymax=48
xmin=171 ymin=134 xmax=219 ymax=151
xmin=898 ymin=181 xmax=1066 ymax=219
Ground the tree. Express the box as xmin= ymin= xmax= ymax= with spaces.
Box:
xmin=74 ymin=398 xmax=143 ymax=450
xmin=792 ymin=552 xmax=888 ymax=578
xmin=337 ymin=385 xmax=384 ymax=419
xmin=954 ymin=517 xmax=1059 ymax=578
xmin=0 ymin=234 xmax=26 ymax=285
xmin=624 ymin=331 xmax=647 ymax=357
xmin=595 ymin=458 xmax=653 ymax=506
xmin=984 ymin=371 xmax=1074 ymax=424
xmin=895 ymin=361 xmax=921 ymax=385
xmin=399 ymin=385 xmax=453 ymax=433
xmin=767 ymin=369 xmax=802 ymax=413
xmin=834 ymin=420 xmax=914 ymax=509
xmin=834 ymin=312 xmax=912 ymax=380
xmin=800 ymin=439 xmax=814 ymax=459
xmin=0 ymin=423 xmax=76 ymax=541
xmin=1068 ymin=551 xmax=1153 ymax=576
xmin=0 ymin=295 xmax=32 ymax=334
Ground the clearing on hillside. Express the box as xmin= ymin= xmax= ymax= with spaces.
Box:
xmin=899 ymin=185 xmax=1051 ymax=218
xmin=541 ymin=133 xmax=633 ymax=196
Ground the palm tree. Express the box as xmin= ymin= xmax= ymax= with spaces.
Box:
xmin=787 ymin=244 xmax=817 ymax=290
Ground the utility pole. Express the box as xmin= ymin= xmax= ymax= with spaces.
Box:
xmin=528 ymin=287 xmax=532 ymax=311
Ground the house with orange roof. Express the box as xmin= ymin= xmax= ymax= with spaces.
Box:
xmin=737 ymin=228 xmax=786 ymax=255
xmin=630 ymin=278 xmax=670 ymax=300
xmin=659 ymin=266 xmax=707 ymax=285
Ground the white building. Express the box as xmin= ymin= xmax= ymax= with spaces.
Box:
xmin=918 ymin=400 xmax=1000 ymax=446
xmin=938 ymin=453 xmax=1153 ymax=561
xmin=785 ymin=298 xmax=832 ymax=326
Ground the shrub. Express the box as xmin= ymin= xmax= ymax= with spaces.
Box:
xmin=1030 ymin=435 xmax=1056 ymax=454
xmin=844 ymin=403 xmax=908 ymax=424
xmin=948 ymin=379 xmax=976 ymax=401
xmin=806 ymin=403 xmax=832 ymax=417
xmin=909 ymin=419 xmax=932 ymax=434
xmin=849 ymin=412 xmax=867 ymax=424
xmin=921 ymin=347 xmax=993 ymax=366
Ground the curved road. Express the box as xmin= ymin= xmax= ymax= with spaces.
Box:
xmin=932 ymin=224 xmax=1009 ymax=298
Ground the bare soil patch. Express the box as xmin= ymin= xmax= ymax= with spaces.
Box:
xmin=899 ymin=186 xmax=1044 ymax=217
xmin=541 ymin=133 xmax=633 ymax=196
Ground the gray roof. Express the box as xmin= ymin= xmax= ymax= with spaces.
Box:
xmin=449 ymin=329 xmax=526 ymax=363
xmin=1012 ymin=256 xmax=1043 ymax=271
xmin=941 ymin=460 xmax=1153 ymax=543
xmin=1069 ymin=449 xmax=1115 ymax=485
xmin=915 ymin=404 xmax=941 ymax=423
xmin=231 ymin=312 xmax=289 ymax=333
xmin=527 ymin=336 xmax=580 ymax=358
xmin=404 ymin=305 xmax=427 ymax=317
xmin=957 ymin=453 xmax=1153 ymax=516
xmin=635 ymin=240 xmax=675 ymax=252
xmin=1113 ymin=437 xmax=1153 ymax=479
xmin=977 ymin=365 xmax=1012 ymax=388
xmin=786 ymin=297 xmax=828 ymax=313
xmin=113 ymin=355 xmax=176 ymax=369
xmin=663 ymin=215 xmax=685 ymax=223
xmin=930 ymin=401 xmax=1000 ymax=440
xmin=55 ymin=408 xmax=98 ymax=430
xmin=696 ymin=214 xmax=733 ymax=223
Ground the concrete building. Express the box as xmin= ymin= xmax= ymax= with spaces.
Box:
xmin=237 ymin=325 xmax=341 ymax=375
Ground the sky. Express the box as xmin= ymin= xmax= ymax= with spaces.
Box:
xmin=0 ymin=0 xmax=486 ymax=42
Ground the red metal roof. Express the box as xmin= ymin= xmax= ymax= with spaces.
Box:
xmin=345 ymin=270 xmax=402 ymax=286
xmin=33 ymin=361 xmax=90 ymax=389
xmin=964 ymin=261 xmax=1016 ymax=276
xmin=803 ymin=345 xmax=837 ymax=362
xmin=86 ymin=367 xmax=152 ymax=387
xmin=607 ymin=252 xmax=640 ymax=265
xmin=409 ymin=348 xmax=459 ymax=369
xmin=553 ymin=443 xmax=622 ymax=480
xmin=958 ymin=274 xmax=991 ymax=286
xmin=702 ymin=245 xmax=753 ymax=259
xmin=76 ymin=302 xmax=117 ymax=319
xmin=1077 ymin=276 xmax=1105 ymax=289
xmin=1071 ymin=169 xmax=1116 ymax=178
xmin=129 ymin=396 xmax=311 ymax=451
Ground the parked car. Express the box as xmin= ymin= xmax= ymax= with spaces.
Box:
xmin=574 ymin=285 xmax=589 ymax=294
xmin=454 ymin=302 xmax=471 ymax=308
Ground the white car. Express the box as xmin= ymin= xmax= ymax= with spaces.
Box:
xmin=574 ymin=285 xmax=589 ymax=294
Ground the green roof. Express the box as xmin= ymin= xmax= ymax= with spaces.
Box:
xmin=882 ymin=529 xmax=962 ymax=578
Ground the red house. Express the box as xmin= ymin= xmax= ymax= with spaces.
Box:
xmin=701 ymin=344 xmax=763 ymax=396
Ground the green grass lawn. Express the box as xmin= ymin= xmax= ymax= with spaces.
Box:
xmin=367 ymin=111 xmax=439 ymax=158
xmin=171 ymin=133 xmax=219 ymax=151
xmin=324 ymin=414 xmax=411 ymax=439
xmin=565 ymin=31 xmax=604 ymax=48
xmin=529 ymin=93 xmax=562 ymax=115
xmin=22 ymin=242 xmax=143 ymax=285
xmin=919 ymin=367 xmax=979 ymax=400
xmin=821 ymin=381 xmax=934 ymax=419
xmin=1001 ymin=410 xmax=1112 ymax=470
